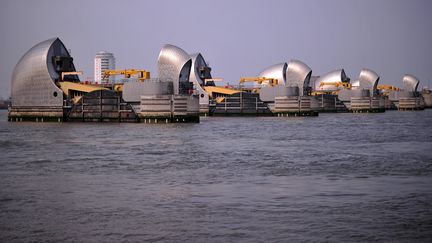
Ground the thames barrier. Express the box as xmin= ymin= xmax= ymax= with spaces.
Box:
xmin=7 ymin=38 xmax=432 ymax=123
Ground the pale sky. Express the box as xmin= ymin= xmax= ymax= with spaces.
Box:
xmin=0 ymin=0 xmax=431 ymax=99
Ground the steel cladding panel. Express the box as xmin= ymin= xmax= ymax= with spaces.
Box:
xmin=259 ymin=85 xmax=299 ymax=102
xmin=186 ymin=95 xmax=200 ymax=113
xmin=190 ymin=53 xmax=211 ymax=86
xmin=352 ymin=89 xmax=371 ymax=98
xmin=190 ymin=53 xmax=210 ymax=106
xmin=351 ymin=80 xmax=360 ymax=89
xmin=338 ymin=89 xmax=370 ymax=101
xmin=402 ymin=74 xmax=420 ymax=92
xmin=258 ymin=63 xmax=287 ymax=86
xmin=157 ymin=44 xmax=192 ymax=95
xmin=123 ymin=81 xmax=173 ymax=102
xmin=338 ymin=89 xmax=352 ymax=102
xmin=314 ymin=69 xmax=348 ymax=91
xmin=359 ymin=69 xmax=379 ymax=91
xmin=398 ymin=91 xmax=415 ymax=98
xmin=286 ymin=60 xmax=312 ymax=96
xmin=11 ymin=38 xmax=74 ymax=107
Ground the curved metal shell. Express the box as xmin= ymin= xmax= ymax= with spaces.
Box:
xmin=157 ymin=44 xmax=192 ymax=95
xmin=190 ymin=53 xmax=212 ymax=106
xmin=314 ymin=69 xmax=349 ymax=91
xmin=190 ymin=53 xmax=212 ymax=86
xmin=258 ymin=63 xmax=287 ymax=86
xmin=11 ymin=38 xmax=75 ymax=107
xmin=402 ymin=74 xmax=419 ymax=92
xmin=286 ymin=59 xmax=312 ymax=95
xmin=358 ymin=68 xmax=379 ymax=91
xmin=351 ymin=80 xmax=360 ymax=89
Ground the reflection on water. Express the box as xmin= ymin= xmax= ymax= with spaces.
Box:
xmin=1 ymin=110 xmax=432 ymax=242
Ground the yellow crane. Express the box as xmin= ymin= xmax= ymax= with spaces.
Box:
xmin=204 ymin=78 xmax=223 ymax=85
xmin=102 ymin=69 xmax=150 ymax=82
xmin=61 ymin=71 xmax=83 ymax=81
xmin=311 ymin=82 xmax=351 ymax=96
xmin=239 ymin=77 xmax=279 ymax=86
xmin=238 ymin=77 xmax=278 ymax=94
xmin=377 ymin=85 xmax=400 ymax=91
xmin=377 ymin=84 xmax=400 ymax=96
xmin=319 ymin=82 xmax=351 ymax=89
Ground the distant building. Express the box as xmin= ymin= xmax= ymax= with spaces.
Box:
xmin=0 ymin=98 xmax=10 ymax=109
xmin=94 ymin=51 xmax=115 ymax=83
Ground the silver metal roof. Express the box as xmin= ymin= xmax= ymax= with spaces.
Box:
xmin=189 ymin=53 xmax=211 ymax=106
xmin=157 ymin=44 xmax=192 ymax=95
xmin=314 ymin=69 xmax=349 ymax=91
xmin=286 ymin=59 xmax=312 ymax=95
xmin=258 ymin=63 xmax=287 ymax=86
xmin=11 ymin=38 xmax=74 ymax=107
xmin=351 ymin=80 xmax=360 ymax=89
xmin=190 ymin=53 xmax=212 ymax=86
xmin=359 ymin=68 xmax=379 ymax=91
xmin=402 ymin=74 xmax=419 ymax=92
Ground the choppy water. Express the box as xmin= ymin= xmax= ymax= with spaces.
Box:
xmin=1 ymin=109 xmax=432 ymax=242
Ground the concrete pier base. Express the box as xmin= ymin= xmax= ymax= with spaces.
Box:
xmin=8 ymin=106 xmax=64 ymax=122
xmin=138 ymin=94 xmax=200 ymax=123
xmin=272 ymin=96 xmax=318 ymax=116
xmin=350 ymin=97 xmax=385 ymax=113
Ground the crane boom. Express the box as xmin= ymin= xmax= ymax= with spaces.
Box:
xmin=319 ymin=81 xmax=351 ymax=89
xmin=377 ymin=85 xmax=400 ymax=91
xmin=102 ymin=69 xmax=150 ymax=82
xmin=204 ymin=78 xmax=223 ymax=85
xmin=61 ymin=71 xmax=83 ymax=81
xmin=239 ymin=77 xmax=278 ymax=86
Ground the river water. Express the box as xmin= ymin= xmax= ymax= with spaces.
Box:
xmin=1 ymin=109 xmax=432 ymax=242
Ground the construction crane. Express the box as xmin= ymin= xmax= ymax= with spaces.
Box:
xmin=377 ymin=85 xmax=400 ymax=91
xmin=377 ymin=84 xmax=400 ymax=96
xmin=61 ymin=71 xmax=83 ymax=81
xmin=102 ymin=69 xmax=150 ymax=82
xmin=239 ymin=77 xmax=279 ymax=86
xmin=319 ymin=82 xmax=351 ymax=89
xmin=204 ymin=78 xmax=223 ymax=85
